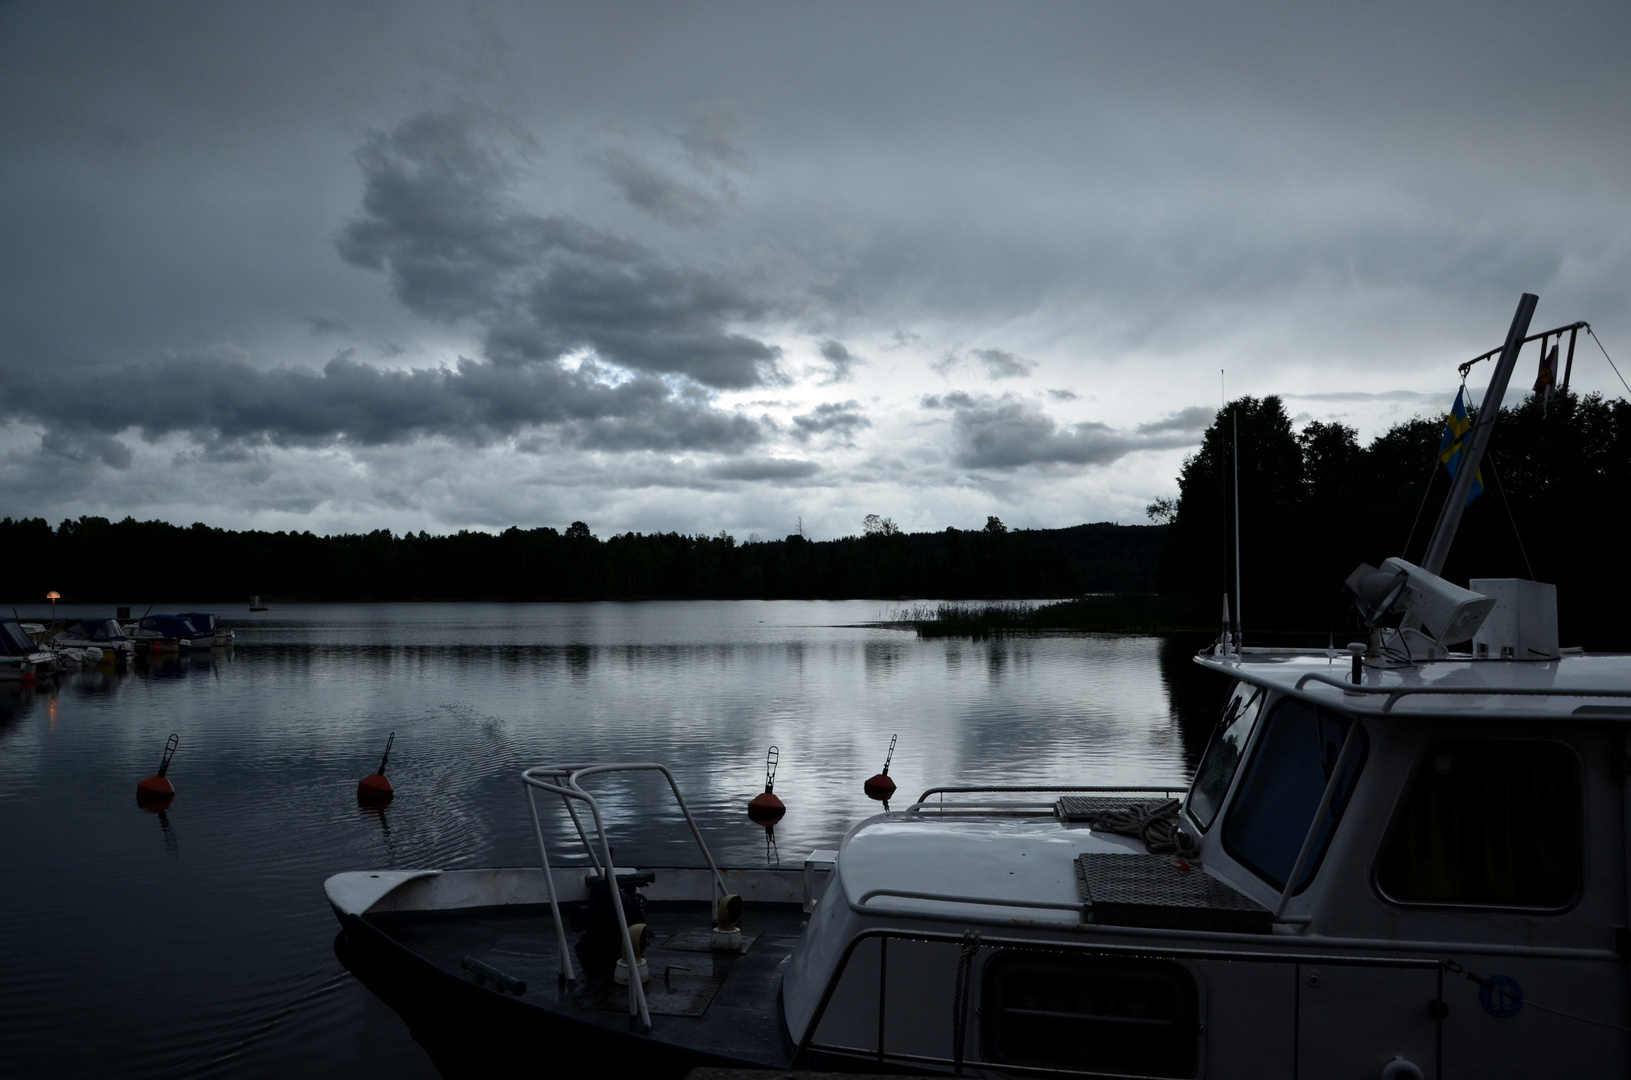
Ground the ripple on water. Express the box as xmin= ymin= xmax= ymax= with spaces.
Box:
xmin=0 ymin=601 xmax=1223 ymax=1078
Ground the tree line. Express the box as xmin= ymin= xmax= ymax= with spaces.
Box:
xmin=0 ymin=514 xmax=1165 ymax=606
xmin=1155 ymin=389 xmax=1631 ymax=648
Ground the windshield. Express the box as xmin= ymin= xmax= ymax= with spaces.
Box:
xmin=1223 ymin=699 xmax=1365 ymax=893
xmin=0 ymin=621 xmax=36 ymax=656
xmin=1185 ymin=681 xmax=1266 ymax=830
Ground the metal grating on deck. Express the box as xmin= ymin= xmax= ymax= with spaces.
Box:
xmin=1074 ymin=853 xmax=1272 ymax=934
xmin=1055 ymin=795 xmax=1155 ymax=822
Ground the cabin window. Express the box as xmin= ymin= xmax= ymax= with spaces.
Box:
xmin=1377 ymin=739 xmax=1580 ymax=908
xmin=1222 ymin=699 xmax=1365 ymax=893
xmin=981 ymin=952 xmax=1198 ymax=1077
xmin=1186 ymin=681 xmax=1267 ymax=831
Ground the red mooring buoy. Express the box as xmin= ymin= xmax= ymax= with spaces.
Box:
xmin=357 ymin=731 xmax=395 ymax=806
xmin=137 ymin=733 xmax=179 ymax=809
xmin=863 ymin=733 xmax=898 ymax=801
xmin=747 ymin=745 xmax=786 ymax=824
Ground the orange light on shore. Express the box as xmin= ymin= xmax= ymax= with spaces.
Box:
xmin=45 ymin=591 xmax=60 ymax=601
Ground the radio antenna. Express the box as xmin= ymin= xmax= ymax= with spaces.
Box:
xmin=1232 ymin=408 xmax=1243 ymax=651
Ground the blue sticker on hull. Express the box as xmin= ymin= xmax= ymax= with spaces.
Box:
xmin=1478 ymin=975 xmax=1524 ymax=1018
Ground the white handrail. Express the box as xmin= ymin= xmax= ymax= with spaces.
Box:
xmin=519 ymin=760 xmax=732 ymax=1031
xmin=521 ymin=769 xmax=651 ymax=1028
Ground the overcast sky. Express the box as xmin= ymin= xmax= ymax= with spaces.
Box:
xmin=2 ymin=2 xmax=1627 ymax=540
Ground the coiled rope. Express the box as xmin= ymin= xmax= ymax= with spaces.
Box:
xmin=1088 ymin=798 xmax=1199 ymax=858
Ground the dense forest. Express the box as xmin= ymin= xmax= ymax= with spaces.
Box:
xmin=4 ymin=387 xmax=1622 ymax=646
xmin=0 ymin=515 xmax=1164 ymax=605
xmin=1156 ymin=390 xmax=1631 ymax=648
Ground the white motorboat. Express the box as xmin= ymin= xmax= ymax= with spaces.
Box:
xmin=0 ymin=618 xmax=57 ymax=681
xmin=327 ymin=294 xmax=1628 ymax=1077
xmin=53 ymin=618 xmax=137 ymax=666
xmin=176 ymin=612 xmax=234 ymax=647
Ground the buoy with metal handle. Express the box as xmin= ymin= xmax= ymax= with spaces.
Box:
xmin=746 ymin=745 xmax=785 ymax=824
xmin=357 ymin=732 xmax=395 ymax=805
xmin=864 ymin=733 xmax=898 ymax=802
xmin=137 ymin=734 xmax=179 ymax=809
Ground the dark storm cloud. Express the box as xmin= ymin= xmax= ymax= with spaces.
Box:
xmin=674 ymin=99 xmax=750 ymax=174
xmin=791 ymin=401 xmax=871 ymax=445
xmin=933 ymin=347 xmax=1036 ymax=380
xmin=306 ymin=315 xmax=352 ymax=336
xmin=2 ymin=1 xmax=1627 ymax=536
xmin=337 ymin=111 xmax=780 ymax=389
xmin=0 ymin=350 xmax=765 ymax=455
xmin=593 ymin=148 xmax=723 ymax=227
xmin=818 ymin=340 xmax=861 ymax=383
xmin=922 ymin=393 xmax=1209 ymax=470
xmin=971 ymin=348 xmax=1035 ymax=379
xmin=706 ymin=457 xmax=820 ymax=482
xmin=1133 ymin=405 xmax=1217 ymax=435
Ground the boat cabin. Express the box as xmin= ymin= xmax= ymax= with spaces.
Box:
xmin=778 ymin=649 xmax=1631 ymax=1078
xmin=327 ymin=296 xmax=1627 ymax=1077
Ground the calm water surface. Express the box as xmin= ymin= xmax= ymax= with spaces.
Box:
xmin=0 ymin=601 xmax=1225 ymax=1078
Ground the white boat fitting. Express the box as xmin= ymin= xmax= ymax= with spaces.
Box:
xmin=327 ymin=294 xmax=1630 ymax=1078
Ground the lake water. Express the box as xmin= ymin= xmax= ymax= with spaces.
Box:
xmin=0 ymin=601 xmax=1226 ymax=1079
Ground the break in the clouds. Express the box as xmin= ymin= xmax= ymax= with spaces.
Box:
xmin=1 ymin=1 xmax=1627 ymax=538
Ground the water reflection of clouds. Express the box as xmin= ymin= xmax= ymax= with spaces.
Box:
xmin=2 ymin=600 xmax=1237 ymax=1080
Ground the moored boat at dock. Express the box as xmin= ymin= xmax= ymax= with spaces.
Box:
xmin=1 ymin=618 xmax=58 ymax=681
xmin=52 ymin=617 xmax=137 ymax=666
xmin=328 ymin=295 xmax=1631 ymax=1077
xmin=127 ymin=614 xmax=215 ymax=653
xmin=176 ymin=612 xmax=234 ymax=648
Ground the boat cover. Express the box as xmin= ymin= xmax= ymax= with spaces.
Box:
xmin=0 ymin=619 xmax=37 ymax=656
xmin=176 ymin=612 xmax=217 ymax=632
xmin=76 ymin=619 xmax=130 ymax=642
xmin=138 ymin=615 xmax=203 ymax=639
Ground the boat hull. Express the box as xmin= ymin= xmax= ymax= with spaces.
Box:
xmin=333 ymin=910 xmax=762 ymax=1080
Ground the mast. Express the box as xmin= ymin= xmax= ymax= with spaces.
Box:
xmin=1418 ymin=292 xmax=1537 ymax=577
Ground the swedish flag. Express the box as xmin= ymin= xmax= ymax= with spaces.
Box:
xmin=1437 ymin=387 xmax=1483 ymax=504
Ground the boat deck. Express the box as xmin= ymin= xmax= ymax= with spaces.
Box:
xmin=367 ymin=899 xmax=807 ymax=1065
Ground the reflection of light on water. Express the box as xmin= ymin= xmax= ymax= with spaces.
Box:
xmin=1 ymin=600 xmax=1227 ymax=1080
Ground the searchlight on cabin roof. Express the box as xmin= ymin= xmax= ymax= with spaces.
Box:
xmin=1344 ymin=557 xmax=1496 ymax=646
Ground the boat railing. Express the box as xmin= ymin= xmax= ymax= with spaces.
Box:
xmin=792 ymin=926 xmax=1446 ymax=1077
xmin=519 ymin=761 xmax=731 ymax=1031
xmin=1294 ymin=671 xmax=1631 ymax=713
xmin=905 ymin=784 xmax=1186 ymax=816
